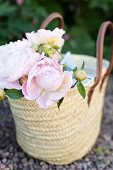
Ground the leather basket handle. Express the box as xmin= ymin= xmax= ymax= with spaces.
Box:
xmin=40 ymin=12 xmax=64 ymax=29
xmin=88 ymin=21 xmax=113 ymax=105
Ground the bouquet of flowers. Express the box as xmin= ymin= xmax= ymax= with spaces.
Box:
xmin=0 ymin=27 xmax=87 ymax=109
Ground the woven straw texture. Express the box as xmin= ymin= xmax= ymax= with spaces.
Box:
xmin=8 ymin=75 xmax=108 ymax=165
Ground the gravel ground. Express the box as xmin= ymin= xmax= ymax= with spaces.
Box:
xmin=0 ymin=77 xmax=113 ymax=170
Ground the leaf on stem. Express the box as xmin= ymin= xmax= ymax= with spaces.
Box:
xmin=57 ymin=97 xmax=64 ymax=110
xmin=6 ymin=89 xmax=24 ymax=100
xmin=73 ymin=67 xmax=78 ymax=73
xmin=81 ymin=61 xmax=85 ymax=70
xmin=77 ymin=82 xmax=86 ymax=99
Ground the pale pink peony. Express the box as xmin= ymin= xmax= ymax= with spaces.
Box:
xmin=0 ymin=39 xmax=44 ymax=89
xmin=22 ymin=57 xmax=72 ymax=109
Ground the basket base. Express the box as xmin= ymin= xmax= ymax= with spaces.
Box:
xmin=16 ymin=122 xmax=100 ymax=165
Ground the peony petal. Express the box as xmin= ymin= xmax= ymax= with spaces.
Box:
xmin=22 ymin=80 xmax=42 ymax=100
xmin=27 ymin=77 xmax=42 ymax=98
xmin=0 ymin=78 xmax=21 ymax=90
xmin=26 ymin=28 xmax=65 ymax=51
xmin=49 ymin=91 xmax=65 ymax=101
xmin=36 ymin=91 xmax=55 ymax=109
xmin=49 ymin=71 xmax=73 ymax=101
xmin=36 ymin=90 xmax=65 ymax=109
xmin=22 ymin=82 xmax=31 ymax=100
xmin=59 ymin=71 xmax=73 ymax=92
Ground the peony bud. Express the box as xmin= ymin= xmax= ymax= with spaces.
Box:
xmin=32 ymin=44 xmax=38 ymax=51
xmin=47 ymin=37 xmax=58 ymax=46
xmin=74 ymin=70 xmax=87 ymax=81
xmin=41 ymin=44 xmax=54 ymax=56
xmin=0 ymin=89 xmax=5 ymax=100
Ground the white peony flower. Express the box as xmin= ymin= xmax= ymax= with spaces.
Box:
xmin=0 ymin=39 xmax=44 ymax=90
xmin=26 ymin=27 xmax=65 ymax=49
xmin=26 ymin=28 xmax=65 ymax=62
xmin=0 ymin=78 xmax=21 ymax=90
xmin=0 ymin=39 xmax=43 ymax=82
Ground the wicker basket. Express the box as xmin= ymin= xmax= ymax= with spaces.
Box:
xmin=8 ymin=13 xmax=113 ymax=165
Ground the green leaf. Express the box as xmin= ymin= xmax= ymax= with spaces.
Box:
xmin=73 ymin=67 xmax=78 ymax=73
xmin=96 ymin=146 xmax=107 ymax=155
xmin=0 ymin=2 xmax=17 ymax=16
xmin=6 ymin=89 xmax=24 ymax=100
xmin=57 ymin=97 xmax=64 ymax=110
xmin=77 ymin=82 xmax=86 ymax=99
xmin=81 ymin=61 xmax=85 ymax=70
xmin=62 ymin=26 xmax=95 ymax=56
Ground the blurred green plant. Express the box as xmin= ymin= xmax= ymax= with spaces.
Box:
xmin=96 ymin=145 xmax=108 ymax=155
xmin=0 ymin=0 xmax=113 ymax=59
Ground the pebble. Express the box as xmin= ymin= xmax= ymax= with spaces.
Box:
xmin=41 ymin=164 xmax=48 ymax=170
xmin=28 ymin=158 xmax=34 ymax=165
xmin=8 ymin=163 xmax=14 ymax=170
xmin=22 ymin=158 xmax=27 ymax=163
xmin=2 ymin=158 xmax=7 ymax=164
xmin=56 ymin=165 xmax=63 ymax=170
xmin=2 ymin=152 xmax=9 ymax=158
xmin=34 ymin=164 xmax=41 ymax=169
xmin=19 ymin=163 xmax=23 ymax=169
xmin=0 ymin=163 xmax=6 ymax=169
xmin=18 ymin=152 xmax=25 ymax=158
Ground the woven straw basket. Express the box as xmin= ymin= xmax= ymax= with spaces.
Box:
xmin=8 ymin=13 xmax=113 ymax=165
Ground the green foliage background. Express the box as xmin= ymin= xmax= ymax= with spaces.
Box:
xmin=0 ymin=0 xmax=113 ymax=59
